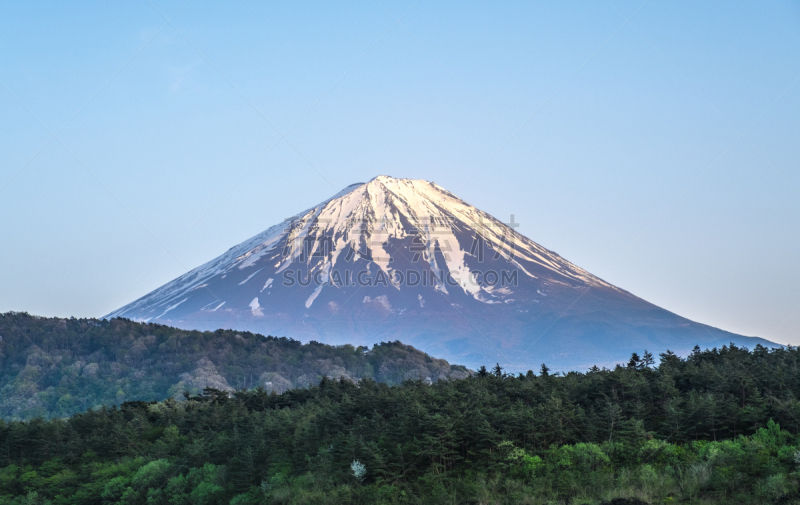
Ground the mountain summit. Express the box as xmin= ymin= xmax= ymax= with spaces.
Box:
xmin=107 ymin=176 xmax=774 ymax=370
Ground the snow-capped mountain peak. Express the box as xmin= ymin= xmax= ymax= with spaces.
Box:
xmin=108 ymin=176 xmax=610 ymax=320
xmin=106 ymin=175 xmax=770 ymax=371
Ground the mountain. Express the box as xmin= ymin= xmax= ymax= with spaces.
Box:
xmin=106 ymin=175 xmax=776 ymax=371
xmin=0 ymin=312 xmax=468 ymax=420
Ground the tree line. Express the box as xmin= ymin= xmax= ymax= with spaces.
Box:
xmin=2 ymin=341 xmax=800 ymax=504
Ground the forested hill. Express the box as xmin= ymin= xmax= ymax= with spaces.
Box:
xmin=0 ymin=312 xmax=469 ymax=420
xmin=3 ymin=345 xmax=800 ymax=504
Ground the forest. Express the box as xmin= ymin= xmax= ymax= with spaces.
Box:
xmin=2 ymin=339 xmax=800 ymax=504
xmin=0 ymin=312 xmax=467 ymax=420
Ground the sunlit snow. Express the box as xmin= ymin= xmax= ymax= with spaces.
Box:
xmin=249 ymin=298 xmax=263 ymax=317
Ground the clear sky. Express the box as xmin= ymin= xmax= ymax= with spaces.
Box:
xmin=1 ymin=0 xmax=799 ymax=345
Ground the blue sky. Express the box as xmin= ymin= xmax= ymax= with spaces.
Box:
xmin=1 ymin=0 xmax=799 ymax=345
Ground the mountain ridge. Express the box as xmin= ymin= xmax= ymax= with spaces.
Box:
xmin=0 ymin=311 xmax=469 ymax=420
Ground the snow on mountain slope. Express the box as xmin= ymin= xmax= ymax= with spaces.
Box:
xmin=106 ymin=176 xmax=776 ymax=371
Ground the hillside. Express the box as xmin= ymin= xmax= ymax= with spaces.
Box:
xmin=0 ymin=312 xmax=468 ymax=420
xmin=3 ymin=344 xmax=800 ymax=504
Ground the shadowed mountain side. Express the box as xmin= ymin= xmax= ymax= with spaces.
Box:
xmin=147 ymin=282 xmax=775 ymax=372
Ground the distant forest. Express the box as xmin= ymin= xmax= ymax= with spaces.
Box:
xmin=0 ymin=312 xmax=468 ymax=420
xmin=2 ymin=315 xmax=800 ymax=503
